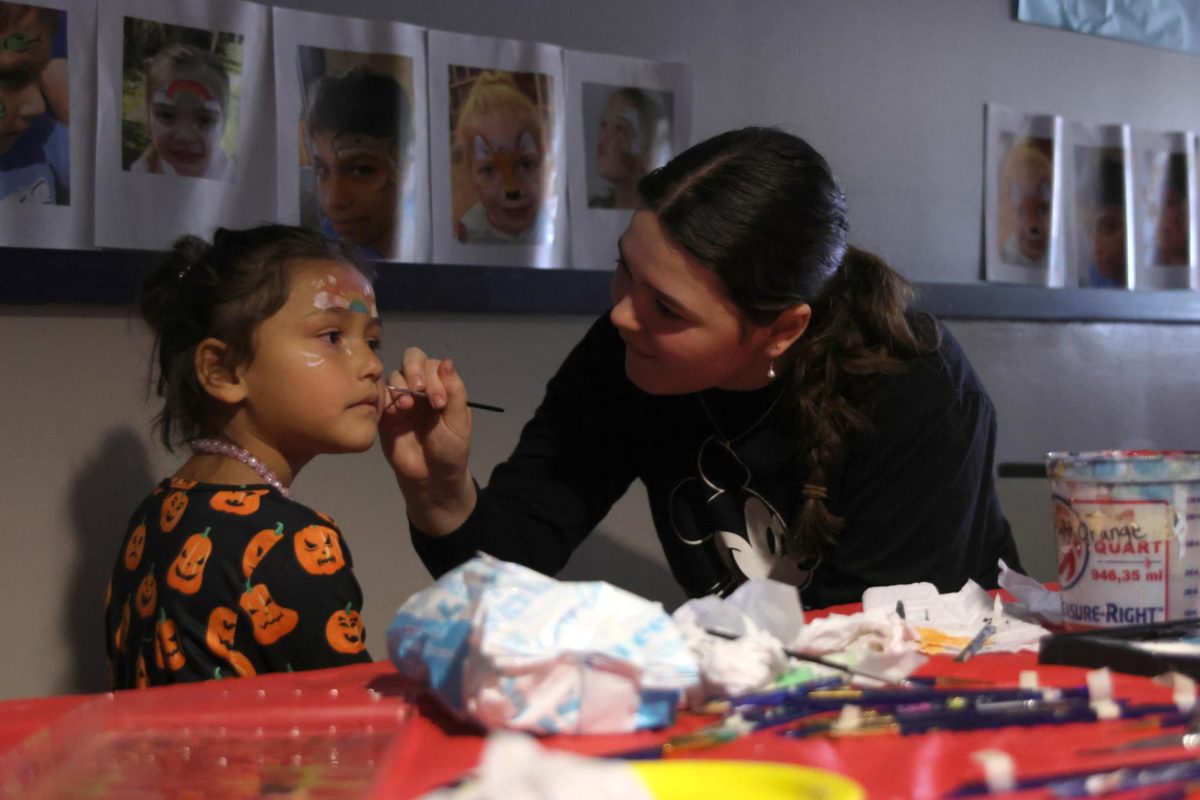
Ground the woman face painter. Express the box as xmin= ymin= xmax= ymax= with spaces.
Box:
xmin=382 ymin=126 xmax=1023 ymax=607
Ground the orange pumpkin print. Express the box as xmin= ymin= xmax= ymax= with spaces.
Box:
xmin=293 ymin=525 xmax=345 ymax=575
xmin=124 ymin=521 xmax=147 ymax=570
xmin=206 ymin=606 xmax=238 ymax=658
xmin=239 ymin=581 xmax=299 ymax=645
xmin=160 ymin=491 xmax=189 ymax=532
xmin=115 ymin=597 xmax=131 ymax=651
xmin=167 ymin=527 xmax=212 ymax=595
xmin=242 ymin=522 xmax=285 ymax=578
xmin=226 ymin=650 xmax=256 ymax=678
xmin=211 ymin=489 xmax=269 ymax=516
xmin=135 ymin=570 xmax=157 ymax=618
xmin=135 ymin=652 xmax=149 ymax=688
xmin=169 ymin=477 xmax=197 ymax=491
xmin=325 ymin=604 xmax=366 ymax=654
xmin=155 ymin=610 xmax=186 ymax=671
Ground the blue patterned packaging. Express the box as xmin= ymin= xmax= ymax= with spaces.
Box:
xmin=386 ymin=554 xmax=699 ymax=733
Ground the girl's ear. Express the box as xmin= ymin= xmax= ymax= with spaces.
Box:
xmin=194 ymin=338 xmax=246 ymax=404
xmin=766 ymin=303 xmax=812 ymax=358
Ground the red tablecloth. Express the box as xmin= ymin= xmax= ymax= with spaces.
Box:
xmin=0 ymin=623 xmax=1189 ymax=798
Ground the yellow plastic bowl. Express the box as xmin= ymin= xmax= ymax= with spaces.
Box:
xmin=631 ymin=760 xmax=865 ymax=800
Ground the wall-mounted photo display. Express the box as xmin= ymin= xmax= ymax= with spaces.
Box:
xmin=985 ymin=104 xmax=1064 ymax=286
xmin=0 ymin=0 xmax=94 ymax=248
xmin=1130 ymin=129 xmax=1195 ymax=290
xmin=93 ymin=0 xmax=272 ymax=250
xmin=272 ymin=8 xmax=429 ymax=264
xmin=1061 ymin=122 xmax=1132 ymax=289
xmin=427 ymin=30 xmax=567 ymax=269
xmin=563 ymin=49 xmax=691 ymax=271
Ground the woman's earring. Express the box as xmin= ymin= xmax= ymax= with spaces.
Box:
xmin=767 ymin=361 xmax=776 ymax=381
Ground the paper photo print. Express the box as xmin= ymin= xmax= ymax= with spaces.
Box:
xmin=273 ymin=7 xmax=429 ymax=263
xmin=985 ymin=105 xmax=1063 ymax=285
xmin=564 ymin=50 xmax=692 ymax=270
xmin=298 ymin=48 xmax=412 ymax=261
xmin=0 ymin=0 xmax=93 ymax=248
xmin=120 ymin=17 xmax=241 ymax=181
xmin=1063 ymin=122 xmax=1132 ymax=289
xmin=582 ymin=83 xmax=673 ymax=210
xmin=1131 ymin=130 xmax=1194 ymax=289
xmin=95 ymin=0 xmax=273 ymax=250
xmin=448 ymin=67 xmax=553 ymax=246
xmin=428 ymin=31 xmax=566 ymax=269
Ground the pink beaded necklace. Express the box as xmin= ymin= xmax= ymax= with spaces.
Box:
xmin=189 ymin=438 xmax=292 ymax=499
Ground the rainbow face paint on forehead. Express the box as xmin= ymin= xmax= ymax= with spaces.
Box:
xmin=332 ymin=133 xmax=397 ymax=167
xmin=153 ymin=80 xmax=223 ymax=114
xmin=310 ymin=272 xmax=378 ymax=316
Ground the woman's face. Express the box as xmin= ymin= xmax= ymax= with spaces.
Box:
xmin=147 ymin=69 xmax=225 ymax=177
xmin=609 ymin=210 xmax=775 ymax=395
xmin=469 ymin=109 xmax=543 ymax=237
xmin=596 ymin=94 xmax=641 ymax=183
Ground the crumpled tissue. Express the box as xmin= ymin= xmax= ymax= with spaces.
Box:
xmin=420 ymin=731 xmax=654 ymax=800
xmin=671 ymin=579 xmax=799 ymax=698
xmin=386 ymin=554 xmax=699 ymax=734
xmin=862 ymin=575 xmax=1050 ymax=656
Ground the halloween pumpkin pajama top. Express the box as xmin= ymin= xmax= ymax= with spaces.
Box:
xmin=105 ymin=477 xmax=371 ymax=689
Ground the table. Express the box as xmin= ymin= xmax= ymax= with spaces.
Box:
xmin=0 ymin=621 xmax=1187 ymax=799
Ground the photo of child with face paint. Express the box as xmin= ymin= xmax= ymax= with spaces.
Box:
xmin=122 ymin=20 xmax=243 ymax=181
xmin=107 ymin=225 xmax=384 ymax=689
xmin=585 ymin=85 xmax=672 ymax=210
xmin=1074 ymin=147 xmax=1127 ymax=288
xmin=997 ymin=137 xmax=1053 ymax=268
xmin=301 ymin=58 xmax=410 ymax=261
xmin=0 ymin=2 xmax=69 ymax=207
xmin=1147 ymin=150 xmax=1189 ymax=267
xmin=449 ymin=69 xmax=552 ymax=244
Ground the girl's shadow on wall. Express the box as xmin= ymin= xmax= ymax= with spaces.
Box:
xmin=65 ymin=427 xmax=154 ymax=694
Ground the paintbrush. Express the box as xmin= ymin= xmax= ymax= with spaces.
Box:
xmin=704 ymin=628 xmax=923 ymax=688
xmin=386 ymin=384 xmax=505 ymax=413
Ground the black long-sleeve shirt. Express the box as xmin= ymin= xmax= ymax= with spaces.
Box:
xmin=413 ymin=313 xmax=1022 ymax=608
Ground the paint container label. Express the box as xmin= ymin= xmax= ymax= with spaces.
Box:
xmin=1049 ymin=451 xmax=1200 ymax=631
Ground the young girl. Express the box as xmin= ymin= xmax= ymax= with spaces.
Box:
xmin=590 ymin=87 xmax=669 ymax=210
xmin=105 ymin=225 xmax=382 ymax=688
xmin=452 ymin=71 xmax=548 ymax=244
xmin=384 ymin=127 xmax=1023 ymax=608
xmin=130 ymin=43 xmax=233 ymax=180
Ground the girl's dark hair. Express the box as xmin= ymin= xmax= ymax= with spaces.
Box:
xmin=305 ymin=65 xmax=410 ymax=149
xmin=140 ymin=224 xmax=369 ymax=451
xmin=638 ymin=126 xmax=935 ymax=557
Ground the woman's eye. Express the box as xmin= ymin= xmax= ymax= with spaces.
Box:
xmin=477 ymin=163 xmax=495 ymax=177
xmin=368 ymin=339 xmax=382 ymax=351
xmin=153 ymin=108 xmax=176 ymax=124
xmin=197 ymin=112 xmax=218 ymax=129
xmin=655 ymin=299 xmax=680 ymax=319
xmin=320 ymin=331 xmax=342 ymax=345
xmin=519 ymin=158 xmax=538 ymax=171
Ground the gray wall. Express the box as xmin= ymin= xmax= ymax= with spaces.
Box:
xmin=3 ymin=1 xmax=1199 ymax=700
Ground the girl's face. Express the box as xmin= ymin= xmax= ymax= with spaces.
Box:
xmin=596 ymin=94 xmax=641 ymax=183
xmin=469 ymin=109 xmax=544 ymax=236
xmin=147 ymin=69 xmax=226 ymax=177
xmin=610 ymin=210 xmax=776 ymax=395
xmin=236 ymin=259 xmax=384 ymax=463
xmin=311 ymin=131 xmax=400 ymax=257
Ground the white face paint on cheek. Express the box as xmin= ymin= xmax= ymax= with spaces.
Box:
xmin=300 ymin=350 xmax=326 ymax=368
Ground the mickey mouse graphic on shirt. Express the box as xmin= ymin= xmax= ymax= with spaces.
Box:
xmin=668 ymin=432 xmax=819 ymax=596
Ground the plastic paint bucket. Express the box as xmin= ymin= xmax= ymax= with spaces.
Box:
xmin=1048 ymin=451 xmax=1200 ymax=631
